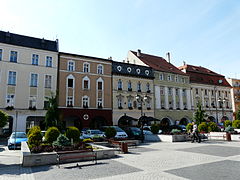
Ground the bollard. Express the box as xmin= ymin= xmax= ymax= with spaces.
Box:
xmin=121 ymin=142 xmax=128 ymax=153
xmin=226 ymin=132 xmax=231 ymax=141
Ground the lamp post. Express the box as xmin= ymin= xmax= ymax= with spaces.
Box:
xmin=218 ymin=97 xmax=226 ymax=122
xmin=136 ymin=94 xmax=147 ymax=143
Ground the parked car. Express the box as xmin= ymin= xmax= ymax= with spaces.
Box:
xmin=100 ymin=126 xmax=128 ymax=139
xmin=121 ymin=127 xmax=143 ymax=140
xmin=161 ymin=125 xmax=186 ymax=134
xmin=8 ymin=132 xmax=28 ymax=150
xmin=84 ymin=129 xmax=106 ymax=139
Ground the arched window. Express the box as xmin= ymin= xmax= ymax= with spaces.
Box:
xmin=97 ymin=77 xmax=104 ymax=91
xmin=82 ymin=76 xmax=90 ymax=90
xmin=97 ymin=64 xmax=103 ymax=74
xmin=67 ymin=74 xmax=75 ymax=88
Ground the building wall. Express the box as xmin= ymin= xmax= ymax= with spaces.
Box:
xmin=0 ymin=43 xmax=58 ymax=131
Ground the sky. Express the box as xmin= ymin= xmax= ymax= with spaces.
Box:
xmin=1 ymin=0 xmax=240 ymax=78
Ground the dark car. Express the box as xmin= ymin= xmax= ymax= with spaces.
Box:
xmin=161 ymin=125 xmax=186 ymax=134
xmin=121 ymin=127 xmax=143 ymax=140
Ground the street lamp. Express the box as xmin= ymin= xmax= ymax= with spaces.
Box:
xmin=136 ymin=94 xmax=148 ymax=143
xmin=218 ymin=97 xmax=226 ymax=122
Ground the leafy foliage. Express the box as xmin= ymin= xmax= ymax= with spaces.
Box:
xmin=194 ymin=102 xmax=206 ymax=125
xmin=224 ymin=120 xmax=232 ymax=128
xmin=186 ymin=123 xmax=193 ymax=132
xmin=104 ymin=127 xmax=116 ymax=139
xmin=45 ymin=127 xmax=60 ymax=143
xmin=208 ymin=122 xmax=219 ymax=132
xmin=27 ymin=126 xmax=41 ymax=138
xmin=28 ymin=126 xmax=42 ymax=150
xmin=171 ymin=129 xmax=181 ymax=134
xmin=53 ymin=134 xmax=71 ymax=147
xmin=44 ymin=94 xmax=60 ymax=129
xmin=236 ymin=106 xmax=240 ymax=120
xmin=0 ymin=110 xmax=8 ymax=128
xmin=151 ymin=123 xmax=160 ymax=134
xmin=82 ymin=138 xmax=93 ymax=143
xmin=232 ymin=120 xmax=240 ymax=129
xmin=65 ymin=126 xmax=80 ymax=143
xmin=198 ymin=122 xmax=208 ymax=133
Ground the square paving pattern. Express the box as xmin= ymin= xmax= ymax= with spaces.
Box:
xmin=166 ymin=160 xmax=240 ymax=180
xmin=32 ymin=159 xmax=142 ymax=180
xmin=177 ymin=145 xmax=240 ymax=157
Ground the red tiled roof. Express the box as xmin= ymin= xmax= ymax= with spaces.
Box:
xmin=178 ymin=64 xmax=231 ymax=87
xmin=131 ymin=51 xmax=186 ymax=75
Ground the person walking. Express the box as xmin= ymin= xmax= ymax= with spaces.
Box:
xmin=191 ymin=122 xmax=201 ymax=143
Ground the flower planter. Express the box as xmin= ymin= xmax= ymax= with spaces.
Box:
xmin=158 ymin=134 xmax=187 ymax=142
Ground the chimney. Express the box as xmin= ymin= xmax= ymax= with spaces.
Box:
xmin=183 ymin=61 xmax=186 ymax=66
xmin=166 ymin=52 xmax=170 ymax=63
xmin=108 ymin=56 xmax=112 ymax=60
xmin=5 ymin=31 xmax=11 ymax=42
xmin=137 ymin=49 xmax=141 ymax=57
xmin=123 ymin=60 xmax=125 ymax=63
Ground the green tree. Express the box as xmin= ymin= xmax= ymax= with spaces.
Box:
xmin=0 ymin=110 xmax=8 ymax=128
xmin=194 ymin=102 xmax=206 ymax=125
xmin=236 ymin=106 xmax=240 ymax=120
xmin=45 ymin=93 xmax=60 ymax=129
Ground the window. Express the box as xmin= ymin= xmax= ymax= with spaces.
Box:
xmin=168 ymin=88 xmax=172 ymax=95
xmin=98 ymin=81 xmax=103 ymax=90
xmin=0 ymin=49 xmax=2 ymax=60
xmin=212 ymin=90 xmax=214 ymax=96
xmin=159 ymin=74 xmax=164 ymax=80
xmin=225 ymin=91 xmax=228 ymax=97
xmin=182 ymin=78 xmax=185 ymax=83
xmin=117 ymin=98 xmax=122 ymax=108
xmin=196 ymin=88 xmax=199 ymax=95
xmin=67 ymin=61 xmax=75 ymax=71
xmin=82 ymin=76 xmax=90 ymax=90
xmin=128 ymin=81 xmax=132 ymax=90
xmin=83 ymin=62 xmax=90 ymax=73
xmin=146 ymin=83 xmax=150 ymax=92
xmin=30 ymin=73 xmax=38 ymax=87
xmin=45 ymin=75 xmax=52 ymax=88
xmin=137 ymin=82 xmax=141 ymax=92
xmin=6 ymin=94 xmax=14 ymax=107
xmin=8 ymin=71 xmax=16 ymax=85
xmin=82 ymin=96 xmax=89 ymax=108
xmin=160 ymin=87 xmax=164 ymax=95
xmin=182 ymin=89 xmax=186 ymax=96
xmin=97 ymin=64 xmax=103 ymax=74
xmin=10 ymin=51 xmax=17 ymax=62
xmin=84 ymin=80 xmax=89 ymax=89
xmin=44 ymin=97 xmax=50 ymax=109
xmin=167 ymin=75 xmax=172 ymax=81
xmin=218 ymin=91 xmax=221 ymax=96
xmin=46 ymin=56 xmax=52 ymax=67
xmin=176 ymin=88 xmax=179 ymax=96
xmin=128 ymin=99 xmax=132 ymax=108
xmin=67 ymin=96 xmax=73 ymax=107
xmin=32 ymin=54 xmax=39 ymax=65
xmin=29 ymin=96 xmax=37 ymax=108
xmin=205 ymin=89 xmax=208 ymax=96
xmin=97 ymin=98 xmax=103 ymax=108
xmin=67 ymin=78 xmax=74 ymax=88
xmin=175 ymin=75 xmax=178 ymax=82
xmin=118 ymin=79 xmax=122 ymax=90
xmin=205 ymin=100 xmax=209 ymax=108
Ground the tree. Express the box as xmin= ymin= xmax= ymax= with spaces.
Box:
xmin=194 ymin=102 xmax=206 ymax=125
xmin=45 ymin=93 xmax=60 ymax=129
xmin=236 ymin=106 xmax=240 ymax=120
xmin=0 ymin=110 xmax=8 ymax=128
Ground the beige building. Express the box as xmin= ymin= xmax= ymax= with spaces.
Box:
xmin=179 ymin=64 xmax=233 ymax=122
xmin=0 ymin=31 xmax=58 ymax=132
xmin=226 ymin=78 xmax=240 ymax=119
xmin=127 ymin=50 xmax=193 ymax=126
xmin=58 ymin=52 xmax=112 ymax=129
xmin=112 ymin=61 xmax=154 ymax=126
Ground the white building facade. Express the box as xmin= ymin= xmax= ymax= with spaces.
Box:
xmin=0 ymin=31 xmax=58 ymax=132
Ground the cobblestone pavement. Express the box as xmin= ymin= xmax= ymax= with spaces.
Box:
xmin=1 ymin=140 xmax=240 ymax=180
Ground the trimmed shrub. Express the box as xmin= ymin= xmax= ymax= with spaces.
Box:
xmin=186 ymin=123 xmax=193 ymax=132
xmin=65 ymin=126 xmax=80 ymax=143
xmin=232 ymin=120 xmax=240 ymax=129
xmin=45 ymin=127 xmax=60 ymax=143
xmin=53 ymin=134 xmax=71 ymax=147
xmin=171 ymin=129 xmax=181 ymax=134
xmin=224 ymin=120 xmax=232 ymax=128
xmin=151 ymin=124 xmax=160 ymax=134
xmin=198 ymin=122 xmax=208 ymax=133
xmin=27 ymin=126 xmax=41 ymax=138
xmin=104 ymin=127 xmax=116 ymax=139
xmin=208 ymin=122 xmax=219 ymax=132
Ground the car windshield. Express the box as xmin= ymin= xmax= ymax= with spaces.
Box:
xmin=90 ymin=130 xmax=103 ymax=134
xmin=11 ymin=132 xmax=27 ymax=138
xmin=113 ymin=126 xmax=124 ymax=132
xmin=131 ymin=127 xmax=141 ymax=132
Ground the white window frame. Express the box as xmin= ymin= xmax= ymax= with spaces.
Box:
xmin=10 ymin=51 xmax=18 ymax=62
xmin=82 ymin=76 xmax=90 ymax=90
xmin=44 ymin=75 xmax=52 ymax=89
xmin=83 ymin=62 xmax=90 ymax=73
xmin=97 ymin=98 xmax=103 ymax=108
xmin=97 ymin=64 xmax=103 ymax=74
xmin=32 ymin=54 xmax=39 ymax=65
xmin=46 ymin=56 xmax=52 ymax=67
xmin=67 ymin=60 xmax=75 ymax=71
xmin=117 ymin=98 xmax=122 ymax=108
xmin=167 ymin=75 xmax=172 ymax=81
xmin=8 ymin=71 xmax=17 ymax=85
xmin=128 ymin=98 xmax=132 ymax=108
xmin=82 ymin=95 xmax=89 ymax=108
xmin=66 ymin=96 xmax=74 ymax=107
xmin=159 ymin=74 xmax=164 ymax=80
xmin=6 ymin=94 xmax=15 ymax=107
xmin=128 ymin=81 xmax=132 ymax=90
xmin=118 ymin=79 xmax=122 ymax=89
xmin=30 ymin=73 xmax=38 ymax=87
xmin=97 ymin=77 xmax=104 ymax=91
xmin=29 ymin=96 xmax=37 ymax=108
xmin=66 ymin=74 xmax=75 ymax=88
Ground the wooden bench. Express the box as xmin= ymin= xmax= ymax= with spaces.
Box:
xmin=56 ymin=149 xmax=97 ymax=168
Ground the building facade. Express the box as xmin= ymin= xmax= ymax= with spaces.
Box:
xmin=112 ymin=61 xmax=154 ymax=126
xmin=127 ymin=50 xmax=193 ymax=126
xmin=226 ymin=78 xmax=240 ymax=119
xmin=58 ymin=52 xmax=112 ymax=129
xmin=0 ymin=31 xmax=58 ymax=132
xmin=179 ymin=64 xmax=233 ymax=122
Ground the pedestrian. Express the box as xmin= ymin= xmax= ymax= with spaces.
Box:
xmin=191 ymin=122 xmax=201 ymax=143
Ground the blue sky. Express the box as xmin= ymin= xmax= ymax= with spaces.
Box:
xmin=1 ymin=0 xmax=240 ymax=78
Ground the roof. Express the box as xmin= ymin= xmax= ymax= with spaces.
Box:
xmin=112 ymin=61 xmax=154 ymax=79
xmin=0 ymin=31 xmax=58 ymax=52
xmin=59 ymin=52 xmax=112 ymax=62
xmin=178 ymin=64 xmax=231 ymax=87
xmin=131 ymin=50 xmax=186 ymax=76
